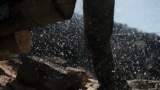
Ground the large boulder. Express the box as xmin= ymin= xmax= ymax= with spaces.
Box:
xmin=16 ymin=56 xmax=91 ymax=90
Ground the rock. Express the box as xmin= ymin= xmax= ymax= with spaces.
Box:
xmin=7 ymin=80 xmax=36 ymax=90
xmin=128 ymin=79 xmax=160 ymax=90
xmin=0 ymin=59 xmax=21 ymax=90
xmin=0 ymin=56 xmax=99 ymax=90
xmin=16 ymin=56 xmax=90 ymax=90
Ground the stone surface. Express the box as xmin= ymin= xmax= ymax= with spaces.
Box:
xmin=2 ymin=56 xmax=160 ymax=90
xmin=16 ymin=56 xmax=93 ymax=90
xmin=128 ymin=80 xmax=160 ymax=90
xmin=7 ymin=80 xmax=36 ymax=90
xmin=0 ymin=0 xmax=76 ymax=37
xmin=0 ymin=59 xmax=21 ymax=90
xmin=0 ymin=57 xmax=99 ymax=90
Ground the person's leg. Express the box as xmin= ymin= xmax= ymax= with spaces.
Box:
xmin=83 ymin=0 xmax=130 ymax=89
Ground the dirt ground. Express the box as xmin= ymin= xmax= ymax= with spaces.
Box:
xmin=0 ymin=59 xmax=21 ymax=90
xmin=1 ymin=59 xmax=160 ymax=90
xmin=0 ymin=59 xmax=99 ymax=90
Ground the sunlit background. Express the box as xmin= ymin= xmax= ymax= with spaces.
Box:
xmin=74 ymin=0 xmax=160 ymax=35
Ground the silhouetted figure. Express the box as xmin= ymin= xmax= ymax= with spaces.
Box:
xmin=83 ymin=0 xmax=130 ymax=89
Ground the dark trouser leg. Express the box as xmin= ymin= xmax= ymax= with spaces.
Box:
xmin=83 ymin=0 xmax=130 ymax=89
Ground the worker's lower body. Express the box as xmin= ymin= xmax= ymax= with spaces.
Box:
xmin=83 ymin=0 xmax=131 ymax=89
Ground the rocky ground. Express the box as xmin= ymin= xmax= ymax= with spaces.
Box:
xmin=0 ymin=59 xmax=22 ymax=90
xmin=0 ymin=56 xmax=99 ymax=90
xmin=0 ymin=57 xmax=160 ymax=90
xmin=128 ymin=80 xmax=160 ymax=90
xmin=0 ymin=59 xmax=37 ymax=90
